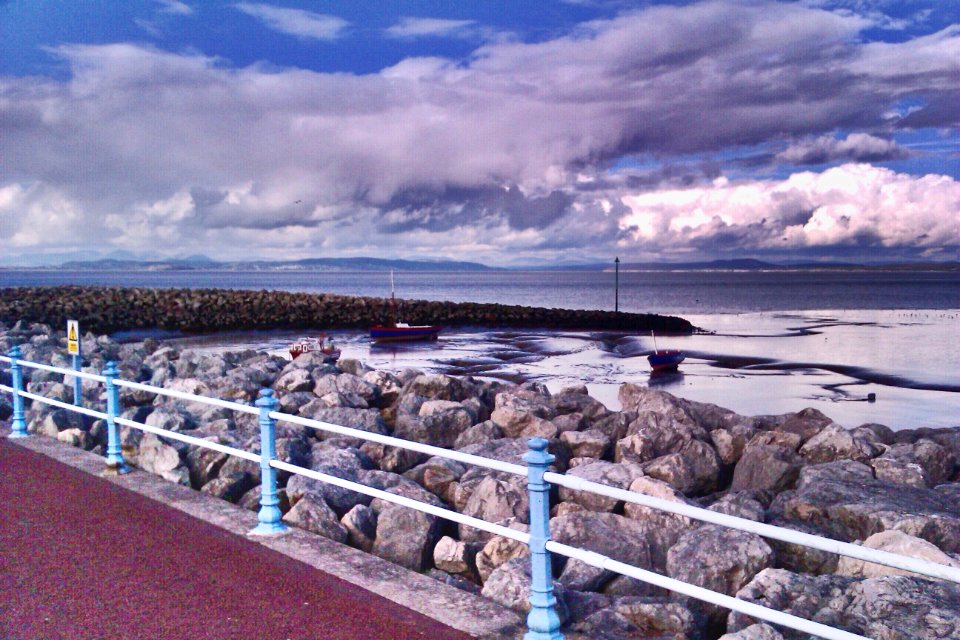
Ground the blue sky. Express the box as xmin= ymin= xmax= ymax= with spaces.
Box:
xmin=0 ymin=0 xmax=957 ymax=266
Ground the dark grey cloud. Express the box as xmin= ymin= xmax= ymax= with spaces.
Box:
xmin=776 ymin=133 xmax=910 ymax=165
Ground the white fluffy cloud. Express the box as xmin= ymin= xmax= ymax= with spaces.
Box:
xmin=620 ymin=164 xmax=959 ymax=258
xmin=0 ymin=1 xmax=957 ymax=264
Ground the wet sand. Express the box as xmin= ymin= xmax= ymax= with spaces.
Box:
xmin=161 ymin=310 xmax=959 ymax=431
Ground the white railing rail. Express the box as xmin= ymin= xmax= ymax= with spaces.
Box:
xmin=3 ymin=349 xmax=959 ymax=640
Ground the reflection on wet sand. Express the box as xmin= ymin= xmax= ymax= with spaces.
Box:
xmin=163 ymin=310 xmax=959 ymax=430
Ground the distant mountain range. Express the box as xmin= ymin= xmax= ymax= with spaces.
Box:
xmin=22 ymin=256 xmax=960 ymax=272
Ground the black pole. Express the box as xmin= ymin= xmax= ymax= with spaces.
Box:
xmin=614 ymin=256 xmax=620 ymax=314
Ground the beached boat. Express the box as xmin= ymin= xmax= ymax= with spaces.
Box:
xmin=647 ymin=331 xmax=685 ymax=371
xmin=370 ymin=271 xmax=443 ymax=342
xmin=289 ymin=335 xmax=341 ymax=362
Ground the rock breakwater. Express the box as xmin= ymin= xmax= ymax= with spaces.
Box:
xmin=2 ymin=321 xmax=959 ymax=639
xmin=0 ymin=286 xmax=695 ymax=335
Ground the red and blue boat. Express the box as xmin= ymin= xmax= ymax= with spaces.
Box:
xmin=370 ymin=271 xmax=443 ymax=343
xmin=647 ymin=331 xmax=685 ymax=371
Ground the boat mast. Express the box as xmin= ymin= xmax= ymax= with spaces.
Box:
xmin=390 ymin=269 xmax=397 ymax=326
xmin=651 ymin=330 xmax=660 ymax=353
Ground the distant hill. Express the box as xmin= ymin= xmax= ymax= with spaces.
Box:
xmin=537 ymin=259 xmax=959 ymax=272
xmin=58 ymin=256 xmax=498 ymax=272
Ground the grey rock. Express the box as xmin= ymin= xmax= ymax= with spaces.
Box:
xmin=558 ymin=461 xmax=645 ymax=513
xmin=623 ymin=476 xmax=700 ymax=571
xmin=490 ymin=390 xmax=556 ymax=438
xmin=770 ymin=460 xmax=960 ymax=553
xmin=201 ymin=470 xmax=255 ymax=501
xmin=835 ymin=529 xmax=960 ymax=579
xmin=460 ymin=474 xmax=528 ymax=543
xmin=402 ymin=374 xmax=473 ymax=402
xmin=480 ymin=558 xmax=569 ymax=622
xmin=272 ymin=368 xmax=314 ymax=393
xmin=560 ymin=429 xmax=612 ymax=460
xmin=453 ymin=420 xmax=504 ymax=449
xmin=282 ymin=494 xmax=349 ymax=543
xmin=799 ymin=423 xmax=885 ymax=464
xmin=707 ymin=492 xmax=766 ymax=522
xmin=667 ymin=525 xmax=775 ymax=625
xmin=286 ymin=465 xmax=369 ymax=517
xmin=404 ymin=456 xmax=467 ymax=503
xmin=731 ymin=444 xmax=802 ymax=493
xmin=371 ymin=503 xmax=443 ymax=571
xmin=340 ymin=504 xmax=377 ymax=552
xmin=551 ymin=511 xmax=654 ymax=593
xmin=433 ymin=536 xmax=481 ymax=581
xmin=765 ymin=517 xmax=838 ymax=575
xmin=569 ymin=600 xmax=700 ymax=640
xmin=719 ymin=623 xmax=785 ymax=640
xmin=642 ymin=439 xmax=722 ymax=495
xmin=872 ymin=439 xmax=955 ymax=488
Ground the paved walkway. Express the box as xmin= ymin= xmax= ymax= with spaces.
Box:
xmin=0 ymin=438 xmax=479 ymax=640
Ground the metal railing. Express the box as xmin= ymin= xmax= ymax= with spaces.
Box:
xmin=3 ymin=345 xmax=959 ymax=640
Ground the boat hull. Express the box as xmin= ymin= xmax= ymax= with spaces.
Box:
xmin=648 ymin=350 xmax=685 ymax=371
xmin=370 ymin=325 xmax=443 ymax=342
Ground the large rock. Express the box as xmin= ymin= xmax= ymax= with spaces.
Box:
xmin=568 ymin=599 xmax=700 ymax=640
xmin=836 ymin=529 xmax=960 ymax=579
xmin=490 ymin=389 xmax=556 ymax=438
xmin=641 ymin=439 xmax=722 ymax=496
xmin=286 ymin=465 xmax=369 ymax=517
xmin=297 ymin=406 xmax=388 ymax=438
xmin=282 ymin=494 xmax=349 ymax=543
xmin=476 ymin=521 xmax=530 ymax=582
xmin=393 ymin=400 xmax=475 ymax=448
xmin=731 ymin=444 xmax=802 ymax=493
xmin=667 ymin=525 xmax=775 ymax=625
xmin=770 ymin=460 xmax=960 ymax=553
xmin=340 ymin=504 xmax=377 ymax=552
xmin=551 ymin=511 xmax=654 ymax=593
xmin=557 ymin=461 xmax=645 ymax=513
xmin=730 ymin=569 xmax=960 ymax=640
xmin=371 ymin=503 xmax=443 ymax=571
xmin=871 ymin=439 xmax=955 ymax=488
xmin=719 ymin=624 xmax=785 ymax=640
xmin=137 ymin=433 xmax=189 ymax=484
xmin=480 ymin=558 xmax=569 ymax=622
xmin=273 ymin=368 xmax=314 ymax=393
xmin=459 ymin=474 xmax=529 ymax=543
xmin=622 ymin=476 xmax=699 ymax=571
xmin=560 ymin=429 xmax=612 ymax=460
xmin=433 ymin=536 xmax=481 ymax=582
xmin=404 ymin=456 xmax=467 ymax=503
xmin=402 ymin=374 xmax=474 ymax=402
xmin=799 ymin=424 xmax=885 ymax=464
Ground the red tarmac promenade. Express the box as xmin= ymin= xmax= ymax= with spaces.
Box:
xmin=0 ymin=437 xmax=478 ymax=640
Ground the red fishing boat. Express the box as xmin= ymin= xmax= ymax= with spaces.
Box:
xmin=289 ymin=334 xmax=341 ymax=362
xmin=647 ymin=331 xmax=685 ymax=371
xmin=370 ymin=271 xmax=442 ymax=343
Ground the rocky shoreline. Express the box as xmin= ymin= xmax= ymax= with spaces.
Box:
xmin=2 ymin=321 xmax=959 ymax=640
xmin=0 ymin=286 xmax=695 ymax=335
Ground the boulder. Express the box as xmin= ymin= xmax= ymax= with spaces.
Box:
xmin=719 ymin=623 xmax=785 ymax=640
xmin=297 ymin=406 xmax=388 ymax=438
xmin=569 ymin=600 xmax=700 ymax=640
xmin=667 ymin=525 xmax=775 ymax=626
xmin=393 ymin=400 xmax=475 ymax=448
xmin=476 ymin=521 xmax=530 ymax=583
xmin=731 ymin=444 xmax=802 ymax=493
xmin=560 ymin=429 xmax=611 ymax=460
xmin=282 ymin=495 xmax=349 ymax=543
xmin=871 ymin=439 xmax=955 ymax=488
xmin=557 ymin=461 xmax=645 ymax=513
xmin=362 ymin=370 xmax=403 ymax=406
xmin=551 ymin=511 xmax=654 ymax=593
xmin=642 ymin=439 xmax=722 ymax=495
xmin=201 ymin=470 xmax=255 ymax=501
xmin=770 ymin=460 xmax=960 ymax=553
xmin=710 ymin=423 xmax=759 ymax=466
xmin=707 ymin=492 xmax=766 ymax=522
xmin=836 ymin=529 xmax=960 ymax=579
xmin=623 ymin=476 xmax=700 ymax=571
xmin=402 ymin=374 xmax=473 ymax=402
xmin=459 ymin=474 xmax=529 ymax=543
xmin=404 ymin=456 xmax=467 ymax=503
xmin=453 ymin=420 xmax=504 ymax=449
xmin=285 ymin=466 xmax=369 ymax=517
xmin=137 ymin=433 xmax=189 ymax=484
xmin=730 ymin=569 xmax=960 ymax=640
xmin=433 ymin=536 xmax=481 ymax=582
xmin=490 ymin=390 xmax=556 ymax=438
xmin=340 ymin=504 xmax=377 ymax=552
xmin=371 ymin=503 xmax=443 ymax=572
xmin=771 ymin=407 xmax=834 ymax=442
xmin=273 ymin=368 xmax=314 ymax=393
xmin=480 ymin=558 xmax=569 ymax=623
xmin=798 ymin=424 xmax=885 ymax=464
xmin=764 ymin=517 xmax=838 ymax=575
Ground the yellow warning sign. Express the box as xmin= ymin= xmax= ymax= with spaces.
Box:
xmin=67 ymin=319 xmax=80 ymax=355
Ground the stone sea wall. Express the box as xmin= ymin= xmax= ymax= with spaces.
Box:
xmin=2 ymin=321 xmax=959 ymax=640
xmin=0 ymin=286 xmax=695 ymax=335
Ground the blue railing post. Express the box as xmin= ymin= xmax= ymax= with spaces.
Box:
xmin=103 ymin=361 xmax=131 ymax=475
xmin=72 ymin=352 xmax=83 ymax=407
xmin=8 ymin=346 xmax=28 ymax=438
xmin=523 ymin=438 xmax=564 ymax=640
xmin=250 ymin=388 xmax=288 ymax=536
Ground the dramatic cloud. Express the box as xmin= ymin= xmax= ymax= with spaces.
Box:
xmin=235 ymin=3 xmax=349 ymax=41
xmin=776 ymin=133 xmax=909 ymax=165
xmin=0 ymin=0 xmax=958 ymax=264
xmin=619 ymin=164 xmax=960 ymax=260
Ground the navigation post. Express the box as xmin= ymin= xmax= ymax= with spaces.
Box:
xmin=67 ymin=319 xmax=82 ymax=406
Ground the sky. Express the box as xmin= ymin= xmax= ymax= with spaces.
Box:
xmin=0 ymin=0 xmax=958 ymax=267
